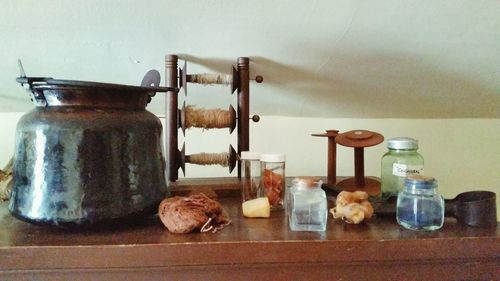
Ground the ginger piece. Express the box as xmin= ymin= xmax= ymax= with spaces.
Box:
xmin=330 ymin=190 xmax=374 ymax=224
xmin=331 ymin=203 xmax=365 ymax=224
xmin=335 ymin=191 xmax=354 ymax=206
xmin=336 ymin=190 xmax=368 ymax=206
xmin=0 ymin=157 xmax=13 ymax=201
xmin=352 ymin=191 xmax=369 ymax=202
xmin=360 ymin=200 xmax=374 ymax=220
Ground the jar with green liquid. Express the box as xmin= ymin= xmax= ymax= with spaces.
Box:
xmin=381 ymin=137 xmax=424 ymax=200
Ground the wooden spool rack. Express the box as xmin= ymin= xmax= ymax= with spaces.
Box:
xmin=165 ymin=55 xmax=262 ymax=182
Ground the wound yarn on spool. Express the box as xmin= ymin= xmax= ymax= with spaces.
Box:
xmin=189 ymin=73 xmax=232 ymax=85
xmin=185 ymin=105 xmax=233 ymax=130
xmin=189 ymin=152 xmax=229 ymax=167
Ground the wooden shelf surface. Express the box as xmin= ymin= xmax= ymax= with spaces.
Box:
xmin=0 ymin=181 xmax=498 ymax=280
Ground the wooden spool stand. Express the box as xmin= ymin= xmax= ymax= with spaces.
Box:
xmin=313 ymin=129 xmax=384 ymax=196
xmin=165 ymin=55 xmax=262 ymax=183
xmin=311 ymin=130 xmax=339 ymax=188
xmin=336 ymin=130 xmax=384 ymax=196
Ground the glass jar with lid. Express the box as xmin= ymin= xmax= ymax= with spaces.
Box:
xmin=397 ymin=175 xmax=444 ymax=231
xmin=288 ymin=177 xmax=327 ymax=231
xmin=381 ymin=137 xmax=424 ymax=200
xmin=260 ymin=153 xmax=285 ymax=210
xmin=240 ymin=151 xmax=261 ymax=203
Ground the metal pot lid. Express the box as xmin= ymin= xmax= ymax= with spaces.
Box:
xmin=16 ymin=60 xmax=178 ymax=95
xmin=16 ymin=76 xmax=177 ymax=93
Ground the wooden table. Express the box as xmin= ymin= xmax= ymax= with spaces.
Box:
xmin=0 ymin=181 xmax=498 ymax=281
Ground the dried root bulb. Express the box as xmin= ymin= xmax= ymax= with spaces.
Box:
xmin=262 ymin=169 xmax=283 ymax=207
xmin=330 ymin=191 xmax=374 ymax=224
xmin=158 ymin=192 xmax=230 ymax=234
xmin=0 ymin=157 xmax=13 ymax=201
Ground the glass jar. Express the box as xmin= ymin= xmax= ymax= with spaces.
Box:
xmin=260 ymin=153 xmax=285 ymax=210
xmin=381 ymin=137 xmax=424 ymax=200
xmin=240 ymin=151 xmax=261 ymax=203
xmin=397 ymin=176 xmax=444 ymax=231
xmin=289 ymin=177 xmax=327 ymax=231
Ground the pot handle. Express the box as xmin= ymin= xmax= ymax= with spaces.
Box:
xmin=444 ymin=198 xmax=457 ymax=217
xmin=16 ymin=59 xmax=49 ymax=106
xmin=141 ymin=70 xmax=161 ymax=87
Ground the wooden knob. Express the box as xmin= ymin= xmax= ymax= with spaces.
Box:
xmin=250 ymin=115 xmax=260 ymax=122
xmin=253 ymin=75 xmax=263 ymax=83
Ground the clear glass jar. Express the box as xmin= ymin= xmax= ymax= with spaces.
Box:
xmin=381 ymin=137 xmax=424 ymax=200
xmin=397 ymin=176 xmax=444 ymax=231
xmin=260 ymin=153 xmax=285 ymax=210
xmin=289 ymin=177 xmax=327 ymax=231
xmin=240 ymin=151 xmax=261 ymax=203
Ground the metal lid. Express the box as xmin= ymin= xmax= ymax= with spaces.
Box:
xmin=16 ymin=61 xmax=179 ymax=108
xmin=260 ymin=153 xmax=285 ymax=163
xmin=16 ymin=77 xmax=177 ymax=93
xmin=240 ymin=151 xmax=261 ymax=160
xmin=404 ymin=175 xmax=437 ymax=189
xmin=292 ymin=177 xmax=323 ymax=189
xmin=387 ymin=137 xmax=418 ymax=150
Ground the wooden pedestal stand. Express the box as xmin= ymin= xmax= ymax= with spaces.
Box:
xmin=335 ymin=130 xmax=384 ymax=196
xmin=311 ymin=130 xmax=339 ymax=188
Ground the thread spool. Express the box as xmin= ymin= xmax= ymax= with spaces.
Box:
xmin=189 ymin=73 xmax=232 ymax=85
xmin=179 ymin=102 xmax=236 ymax=134
xmin=179 ymin=61 xmax=263 ymax=96
xmin=179 ymin=61 xmax=238 ymax=95
xmin=178 ymin=144 xmax=237 ymax=175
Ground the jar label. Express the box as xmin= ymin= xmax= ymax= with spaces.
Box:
xmin=392 ymin=163 xmax=424 ymax=177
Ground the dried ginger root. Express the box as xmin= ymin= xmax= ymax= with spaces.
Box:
xmin=0 ymin=158 xmax=13 ymax=201
xmin=330 ymin=191 xmax=374 ymax=224
xmin=262 ymin=169 xmax=283 ymax=206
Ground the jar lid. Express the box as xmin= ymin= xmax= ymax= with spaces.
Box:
xmin=404 ymin=175 xmax=437 ymax=189
xmin=387 ymin=137 xmax=418 ymax=150
xmin=240 ymin=151 xmax=261 ymax=160
xmin=260 ymin=153 xmax=285 ymax=162
xmin=292 ymin=177 xmax=323 ymax=189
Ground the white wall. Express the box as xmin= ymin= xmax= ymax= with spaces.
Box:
xmin=1 ymin=112 xmax=498 ymax=213
xmin=1 ymin=0 xmax=499 ymax=118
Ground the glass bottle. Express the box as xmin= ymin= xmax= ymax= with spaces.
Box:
xmin=397 ymin=176 xmax=444 ymax=231
xmin=381 ymin=137 xmax=424 ymax=200
xmin=260 ymin=153 xmax=285 ymax=210
xmin=289 ymin=177 xmax=327 ymax=231
xmin=240 ymin=151 xmax=261 ymax=203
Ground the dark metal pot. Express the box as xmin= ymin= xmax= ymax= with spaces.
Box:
xmin=9 ymin=75 xmax=175 ymax=228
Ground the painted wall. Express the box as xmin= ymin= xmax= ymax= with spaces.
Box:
xmin=0 ymin=0 xmax=499 ymax=117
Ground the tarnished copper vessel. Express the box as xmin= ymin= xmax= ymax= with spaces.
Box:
xmin=9 ymin=74 xmax=174 ymax=228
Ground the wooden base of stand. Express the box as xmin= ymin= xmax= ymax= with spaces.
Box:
xmin=335 ymin=177 xmax=381 ymax=196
